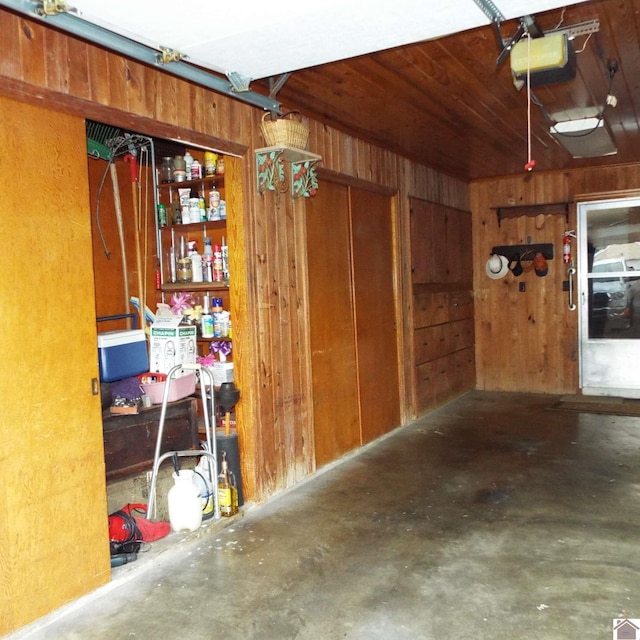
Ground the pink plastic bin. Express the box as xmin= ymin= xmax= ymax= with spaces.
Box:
xmin=139 ymin=372 xmax=196 ymax=405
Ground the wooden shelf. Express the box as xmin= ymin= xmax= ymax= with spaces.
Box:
xmin=493 ymin=202 xmax=569 ymax=226
xmin=255 ymin=145 xmax=322 ymax=163
xmin=161 ymin=281 xmax=229 ymax=292
xmin=158 ymin=175 xmax=223 ymax=190
xmin=160 ymin=219 xmax=226 ymax=232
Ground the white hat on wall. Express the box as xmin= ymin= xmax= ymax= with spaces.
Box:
xmin=485 ymin=254 xmax=509 ymax=279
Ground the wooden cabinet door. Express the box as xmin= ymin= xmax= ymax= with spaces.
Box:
xmin=305 ymin=182 xmax=360 ymax=467
xmin=351 ymin=188 xmax=400 ymax=444
xmin=0 ymin=97 xmax=109 ymax=635
xmin=411 ymin=200 xmax=447 ymax=284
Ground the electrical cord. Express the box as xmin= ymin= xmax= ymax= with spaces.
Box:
xmin=109 ymin=504 xmax=144 ymax=555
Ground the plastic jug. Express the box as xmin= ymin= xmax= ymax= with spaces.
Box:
xmin=167 ymin=470 xmax=202 ymax=532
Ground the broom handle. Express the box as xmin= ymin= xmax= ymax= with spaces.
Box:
xmin=125 ymin=153 xmax=145 ymax=330
xmin=109 ymin=163 xmax=130 ymax=329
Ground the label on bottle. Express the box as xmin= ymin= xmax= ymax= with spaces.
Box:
xmin=218 ymin=485 xmax=238 ymax=517
xmin=218 ymin=486 xmax=232 ymax=511
xmin=157 ymin=204 xmax=167 ymax=227
xmin=202 ymin=314 xmax=214 ymax=338
xmin=213 ymin=245 xmax=223 ymax=282
xmin=209 ymin=190 xmax=221 ymax=209
xmin=204 ymin=152 xmax=218 ymax=177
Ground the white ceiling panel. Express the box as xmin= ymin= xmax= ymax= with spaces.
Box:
xmin=69 ymin=0 xmax=591 ymax=80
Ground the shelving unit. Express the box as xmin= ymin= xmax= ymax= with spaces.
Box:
xmin=155 ymin=154 xmax=232 ymax=359
xmin=493 ymin=202 xmax=569 ymax=226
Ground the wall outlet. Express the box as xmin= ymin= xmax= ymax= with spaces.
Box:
xmin=519 ymin=282 xmax=526 ymax=292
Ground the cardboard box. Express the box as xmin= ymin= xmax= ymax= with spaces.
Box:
xmin=213 ymin=362 xmax=234 ymax=386
xmin=149 ymin=315 xmax=197 ymax=374
xmin=98 ymin=330 xmax=149 ymax=382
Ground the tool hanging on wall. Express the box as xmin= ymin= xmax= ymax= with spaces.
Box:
xmin=109 ymin=163 xmax=131 ymax=328
xmin=107 ymin=133 xmax=156 ymax=330
xmin=563 ymin=229 xmax=576 ymax=265
xmin=88 ymin=124 xmax=157 ymax=329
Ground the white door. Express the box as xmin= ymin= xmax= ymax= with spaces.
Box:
xmin=578 ymin=197 xmax=640 ymax=397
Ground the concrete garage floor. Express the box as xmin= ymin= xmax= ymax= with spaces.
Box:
xmin=10 ymin=390 xmax=640 ymax=640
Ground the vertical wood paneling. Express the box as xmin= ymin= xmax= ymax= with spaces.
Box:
xmin=306 ymin=182 xmax=361 ymax=465
xmin=67 ymin=38 xmax=90 ymax=99
xmin=351 ymin=188 xmax=401 ymax=443
xmin=1 ymin=12 xmax=23 ymax=80
xmin=471 ymin=165 xmax=640 ymax=395
xmin=18 ymin=18 xmax=45 ymax=87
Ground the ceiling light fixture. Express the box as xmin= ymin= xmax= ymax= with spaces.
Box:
xmin=550 ymin=118 xmax=617 ymax=158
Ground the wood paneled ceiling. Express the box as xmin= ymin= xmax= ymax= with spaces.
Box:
xmin=255 ymin=0 xmax=640 ymax=181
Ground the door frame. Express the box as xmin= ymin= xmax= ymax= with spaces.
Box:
xmin=578 ymin=195 xmax=640 ymax=398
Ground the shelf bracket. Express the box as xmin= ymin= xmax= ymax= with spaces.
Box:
xmin=255 ymin=146 xmax=322 ymax=198
xmin=256 ymin=148 xmax=287 ymax=194
xmin=290 ymin=159 xmax=320 ymax=198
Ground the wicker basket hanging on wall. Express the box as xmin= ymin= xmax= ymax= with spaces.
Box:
xmin=260 ymin=111 xmax=309 ymax=150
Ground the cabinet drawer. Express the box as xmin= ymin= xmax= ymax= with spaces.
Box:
xmin=414 ymin=324 xmax=448 ymax=363
xmin=449 ymin=290 xmax=474 ymax=321
xmin=414 ymin=347 xmax=475 ymax=414
xmin=413 ymin=291 xmax=449 ymax=328
xmin=414 ymin=318 xmax=474 ymax=364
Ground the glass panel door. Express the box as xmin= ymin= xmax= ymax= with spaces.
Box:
xmin=578 ymin=197 xmax=640 ymax=397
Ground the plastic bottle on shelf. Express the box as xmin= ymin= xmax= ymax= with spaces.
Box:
xmin=201 ymin=295 xmax=214 ymax=339
xmin=208 ymin=190 xmax=221 ymax=221
xmin=212 ymin=297 xmax=223 ymax=338
xmin=221 ymin=237 xmax=229 ymax=282
xmin=204 ymin=152 xmax=218 ymax=177
xmin=203 ymin=238 xmax=214 ymax=283
xmin=213 ymin=244 xmax=223 ymax=282
xmin=190 ymin=243 xmax=203 ymax=283
xmin=184 ymin=151 xmax=194 ymax=180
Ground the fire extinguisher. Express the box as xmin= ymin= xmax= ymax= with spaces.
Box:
xmin=563 ymin=230 xmax=575 ymax=265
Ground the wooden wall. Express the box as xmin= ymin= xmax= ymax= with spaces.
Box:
xmin=0 ymin=8 xmax=471 ymax=633
xmin=470 ymin=164 xmax=640 ymax=394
